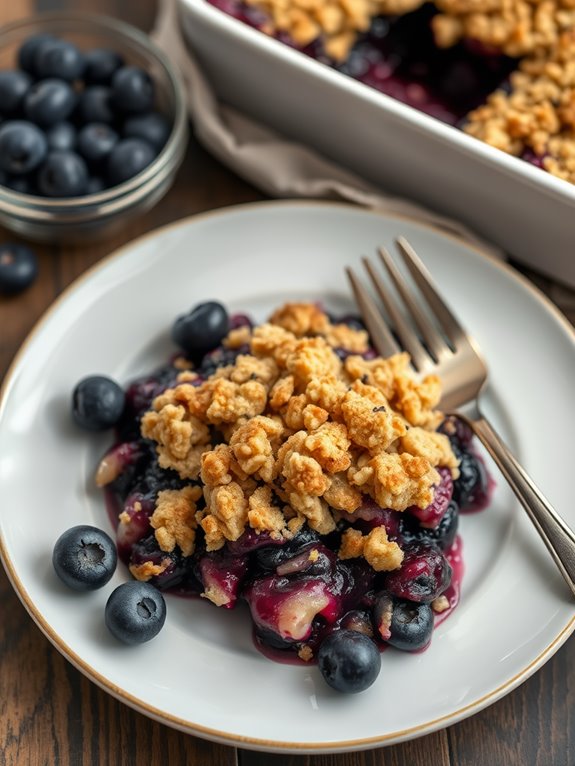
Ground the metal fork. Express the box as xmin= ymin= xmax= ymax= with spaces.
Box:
xmin=347 ymin=237 xmax=575 ymax=597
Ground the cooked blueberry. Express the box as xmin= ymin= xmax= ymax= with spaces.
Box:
xmin=76 ymin=86 xmax=114 ymax=125
xmin=317 ymin=630 xmax=381 ymax=693
xmin=172 ymin=301 xmax=230 ymax=358
xmin=105 ymin=581 xmax=166 ymax=644
xmin=399 ymin=499 xmax=459 ymax=551
xmin=110 ymin=66 xmax=154 ymax=114
xmin=452 ymin=447 xmax=490 ymax=511
xmin=123 ymin=112 xmax=170 ymax=151
xmin=129 ymin=534 xmax=188 ymax=590
xmin=198 ymin=345 xmax=244 ymax=377
xmin=0 ymin=71 xmax=32 ymax=115
xmin=408 ymin=467 xmax=453 ymax=528
xmin=86 ymin=176 xmax=105 ymax=194
xmin=385 ymin=543 xmax=452 ymax=603
xmin=17 ymin=33 xmax=55 ymax=75
xmin=52 ymin=525 xmax=117 ymax=591
xmin=386 ymin=599 xmax=434 ymax=651
xmin=438 ymin=415 xmax=473 ymax=449
xmin=24 ymin=78 xmax=76 ymax=126
xmin=106 ymin=138 xmax=155 ymax=186
xmin=46 ymin=121 xmax=76 ymax=151
xmin=38 ymin=151 xmax=88 ymax=197
xmin=72 ymin=374 xmax=125 ymax=430
xmin=33 ymin=38 xmax=85 ymax=81
xmin=83 ymin=48 xmax=124 ymax=85
xmin=255 ymin=527 xmax=320 ymax=571
xmin=0 ymin=243 xmax=38 ymax=295
xmin=77 ymin=123 xmax=119 ymax=164
xmin=0 ymin=120 xmax=47 ymax=174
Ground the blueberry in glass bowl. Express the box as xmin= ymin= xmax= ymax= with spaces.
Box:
xmin=0 ymin=12 xmax=188 ymax=243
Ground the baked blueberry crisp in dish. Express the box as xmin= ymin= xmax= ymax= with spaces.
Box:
xmin=207 ymin=0 xmax=575 ymax=184
xmin=79 ymin=300 xmax=491 ymax=693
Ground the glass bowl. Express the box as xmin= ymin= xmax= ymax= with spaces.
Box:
xmin=0 ymin=12 xmax=188 ymax=242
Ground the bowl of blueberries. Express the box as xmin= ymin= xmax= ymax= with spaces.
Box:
xmin=0 ymin=12 xmax=188 ymax=241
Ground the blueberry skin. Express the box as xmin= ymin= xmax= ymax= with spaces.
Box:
xmin=105 ymin=581 xmax=166 ymax=644
xmin=77 ymin=123 xmax=119 ymax=165
xmin=317 ymin=630 xmax=381 ymax=693
xmin=0 ymin=120 xmax=47 ymax=174
xmin=76 ymin=86 xmax=115 ymax=125
xmin=86 ymin=176 xmax=105 ymax=194
xmin=123 ymin=112 xmax=171 ymax=151
xmin=24 ymin=78 xmax=76 ymax=126
xmin=106 ymin=138 xmax=156 ymax=186
xmin=399 ymin=499 xmax=459 ymax=551
xmin=46 ymin=121 xmax=77 ymax=151
xmin=111 ymin=66 xmax=154 ymax=114
xmin=53 ymin=525 xmax=117 ymax=591
xmin=386 ymin=599 xmax=434 ymax=652
xmin=37 ymin=151 xmax=89 ymax=197
xmin=0 ymin=70 xmax=32 ymax=115
xmin=72 ymin=374 xmax=125 ymax=430
xmin=33 ymin=38 xmax=85 ymax=81
xmin=84 ymin=48 xmax=124 ymax=85
xmin=171 ymin=301 xmax=230 ymax=359
xmin=17 ymin=33 xmax=55 ymax=75
xmin=3 ymin=175 xmax=36 ymax=195
xmin=0 ymin=243 xmax=38 ymax=295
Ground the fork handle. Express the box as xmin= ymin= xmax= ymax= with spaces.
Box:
xmin=462 ymin=414 xmax=575 ymax=597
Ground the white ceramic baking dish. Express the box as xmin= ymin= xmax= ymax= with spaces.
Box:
xmin=178 ymin=0 xmax=575 ymax=287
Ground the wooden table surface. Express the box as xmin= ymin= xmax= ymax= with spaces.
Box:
xmin=1 ymin=1 xmax=574 ymax=764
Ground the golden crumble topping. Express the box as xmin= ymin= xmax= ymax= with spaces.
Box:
xmin=141 ymin=303 xmax=458 ymax=569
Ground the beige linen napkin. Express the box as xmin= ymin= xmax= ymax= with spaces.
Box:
xmin=151 ymin=0 xmax=502 ymax=257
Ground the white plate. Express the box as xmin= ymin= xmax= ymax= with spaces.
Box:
xmin=1 ymin=201 xmax=574 ymax=754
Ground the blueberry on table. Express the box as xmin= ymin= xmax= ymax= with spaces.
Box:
xmin=52 ymin=525 xmax=117 ymax=591
xmin=83 ymin=48 xmax=124 ymax=85
xmin=106 ymin=138 xmax=156 ymax=186
xmin=77 ymin=123 xmax=119 ymax=165
xmin=46 ymin=121 xmax=77 ymax=151
xmin=0 ymin=243 xmax=38 ymax=295
xmin=171 ymin=301 xmax=230 ymax=358
xmin=76 ymin=86 xmax=115 ymax=125
xmin=0 ymin=120 xmax=47 ymax=174
xmin=110 ymin=66 xmax=154 ymax=114
xmin=72 ymin=374 xmax=125 ymax=430
xmin=0 ymin=70 xmax=32 ymax=115
xmin=105 ymin=581 xmax=166 ymax=644
xmin=17 ymin=33 xmax=55 ymax=75
xmin=317 ymin=630 xmax=381 ymax=693
xmin=123 ymin=112 xmax=171 ymax=151
xmin=33 ymin=38 xmax=85 ymax=81
xmin=37 ymin=151 xmax=89 ymax=197
xmin=24 ymin=78 xmax=76 ymax=126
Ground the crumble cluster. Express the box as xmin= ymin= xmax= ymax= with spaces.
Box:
xmin=135 ymin=303 xmax=457 ymax=577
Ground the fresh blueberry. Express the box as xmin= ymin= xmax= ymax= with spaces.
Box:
xmin=83 ymin=48 xmax=124 ymax=85
xmin=77 ymin=123 xmax=119 ymax=165
xmin=24 ymin=78 xmax=76 ymax=126
xmin=72 ymin=374 xmax=125 ymax=430
xmin=75 ymin=86 xmax=115 ymax=125
xmin=3 ymin=174 xmax=36 ymax=195
xmin=385 ymin=598 xmax=434 ymax=651
xmin=17 ymin=33 xmax=55 ymax=75
xmin=0 ymin=70 xmax=32 ymax=115
xmin=317 ymin=630 xmax=381 ymax=693
xmin=0 ymin=243 xmax=38 ymax=295
xmin=171 ymin=301 xmax=230 ymax=359
xmin=452 ymin=447 xmax=490 ymax=511
xmin=33 ymin=38 xmax=85 ymax=81
xmin=86 ymin=176 xmax=105 ymax=194
xmin=46 ymin=121 xmax=76 ymax=151
xmin=0 ymin=120 xmax=47 ymax=174
xmin=110 ymin=66 xmax=154 ymax=114
xmin=106 ymin=138 xmax=156 ymax=186
xmin=37 ymin=151 xmax=88 ymax=197
xmin=52 ymin=525 xmax=117 ymax=591
xmin=123 ymin=112 xmax=170 ymax=151
xmin=105 ymin=581 xmax=166 ymax=644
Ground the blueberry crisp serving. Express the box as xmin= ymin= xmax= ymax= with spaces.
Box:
xmin=208 ymin=0 xmax=575 ymax=185
xmin=69 ymin=300 xmax=492 ymax=693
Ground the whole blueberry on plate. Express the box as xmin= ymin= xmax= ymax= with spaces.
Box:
xmin=33 ymin=38 xmax=85 ymax=81
xmin=123 ymin=112 xmax=170 ymax=151
xmin=106 ymin=138 xmax=155 ymax=185
xmin=53 ymin=525 xmax=117 ymax=591
xmin=46 ymin=121 xmax=77 ymax=151
xmin=0 ymin=243 xmax=38 ymax=295
xmin=17 ymin=33 xmax=55 ymax=75
xmin=37 ymin=151 xmax=89 ymax=197
xmin=0 ymin=120 xmax=47 ymax=174
xmin=0 ymin=70 xmax=32 ymax=115
xmin=110 ymin=66 xmax=154 ymax=114
xmin=105 ymin=581 xmax=166 ymax=644
xmin=76 ymin=86 xmax=115 ymax=125
xmin=171 ymin=301 xmax=230 ymax=359
xmin=72 ymin=374 xmax=125 ymax=430
xmin=317 ymin=630 xmax=381 ymax=693
xmin=83 ymin=48 xmax=124 ymax=85
xmin=77 ymin=123 xmax=119 ymax=164
xmin=24 ymin=78 xmax=76 ymax=126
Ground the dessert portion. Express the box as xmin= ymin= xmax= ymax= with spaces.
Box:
xmin=92 ymin=300 xmax=492 ymax=693
xmin=208 ymin=0 xmax=575 ymax=184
